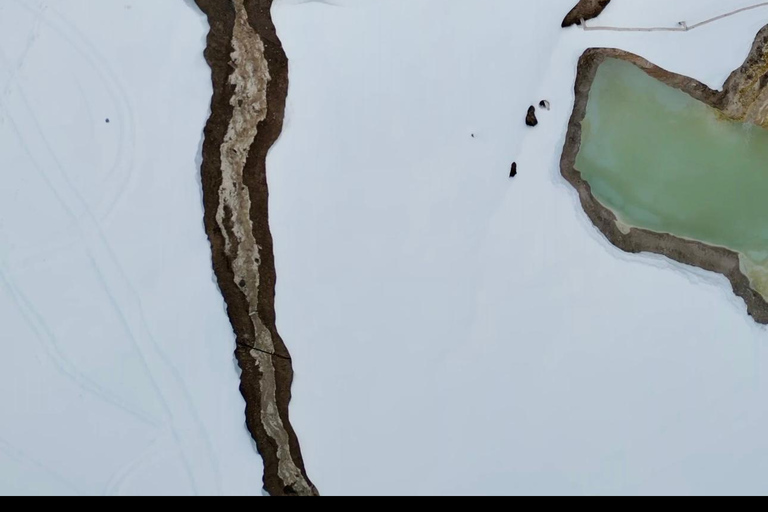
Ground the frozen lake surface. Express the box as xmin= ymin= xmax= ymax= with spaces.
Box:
xmin=578 ymin=57 xmax=768 ymax=295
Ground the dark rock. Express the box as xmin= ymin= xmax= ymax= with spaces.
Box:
xmin=525 ymin=106 xmax=538 ymax=127
xmin=539 ymin=99 xmax=550 ymax=110
xmin=562 ymin=0 xmax=611 ymax=28
xmin=510 ymin=162 xmax=517 ymax=178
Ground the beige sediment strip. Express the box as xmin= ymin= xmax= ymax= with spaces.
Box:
xmin=195 ymin=0 xmax=317 ymax=496
xmin=215 ymin=0 xmax=314 ymax=496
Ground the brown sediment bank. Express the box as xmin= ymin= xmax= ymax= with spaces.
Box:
xmin=560 ymin=25 xmax=768 ymax=324
xmin=562 ymin=0 xmax=612 ymax=27
xmin=194 ymin=0 xmax=318 ymax=496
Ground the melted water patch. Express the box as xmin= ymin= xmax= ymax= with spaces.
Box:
xmin=576 ymin=58 xmax=768 ymax=297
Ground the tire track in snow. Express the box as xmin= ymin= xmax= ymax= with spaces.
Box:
xmin=0 ymin=434 xmax=82 ymax=495
xmin=9 ymin=0 xmax=137 ymax=225
xmin=102 ymin=436 xmax=165 ymax=496
xmin=0 ymin=47 xmax=162 ymax=429
xmin=0 ymin=72 xmax=212 ymax=496
xmin=0 ymin=264 xmax=161 ymax=428
xmin=0 ymin=5 xmax=221 ymax=494
xmin=0 ymin=2 xmax=47 ymax=99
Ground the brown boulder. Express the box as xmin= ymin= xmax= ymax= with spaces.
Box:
xmin=525 ymin=106 xmax=538 ymax=127
xmin=562 ymin=0 xmax=611 ymax=28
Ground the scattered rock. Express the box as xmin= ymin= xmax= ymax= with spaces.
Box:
xmin=539 ymin=99 xmax=551 ymax=110
xmin=510 ymin=162 xmax=517 ymax=178
xmin=526 ymin=105 xmax=538 ymax=127
xmin=562 ymin=0 xmax=611 ymax=28
xmin=105 ymin=118 xmax=110 ymax=123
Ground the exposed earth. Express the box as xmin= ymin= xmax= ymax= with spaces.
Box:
xmin=194 ymin=0 xmax=318 ymax=496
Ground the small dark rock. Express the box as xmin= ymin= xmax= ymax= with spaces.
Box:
xmin=539 ymin=99 xmax=551 ymax=110
xmin=510 ymin=162 xmax=517 ymax=178
xmin=239 ymin=279 xmax=246 ymax=288
xmin=105 ymin=118 xmax=110 ymax=123
xmin=525 ymin=106 xmax=538 ymax=127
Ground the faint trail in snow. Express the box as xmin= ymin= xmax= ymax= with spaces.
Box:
xmin=0 ymin=245 xmax=161 ymax=428
xmin=582 ymin=2 xmax=768 ymax=32
xmin=102 ymin=436 xmax=165 ymax=496
xmin=9 ymin=0 xmax=136 ymax=224
xmin=0 ymin=88 xmax=211 ymax=495
xmin=0 ymin=1 xmax=47 ymax=99
xmin=0 ymin=435 xmax=83 ymax=495
xmin=82 ymin=251 xmax=200 ymax=493
xmin=0 ymin=5 xmax=221 ymax=494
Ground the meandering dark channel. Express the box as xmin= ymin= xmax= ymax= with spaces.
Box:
xmin=194 ymin=0 xmax=318 ymax=496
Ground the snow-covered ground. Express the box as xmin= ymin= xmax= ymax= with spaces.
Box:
xmin=270 ymin=0 xmax=768 ymax=495
xmin=0 ymin=0 xmax=262 ymax=495
xmin=3 ymin=0 xmax=768 ymax=496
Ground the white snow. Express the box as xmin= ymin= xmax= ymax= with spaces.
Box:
xmin=0 ymin=0 xmax=262 ymax=495
xmin=3 ymin=0 xmax=768 ymax=496
xmin=270 ymin=0 xmax=768 ymax=495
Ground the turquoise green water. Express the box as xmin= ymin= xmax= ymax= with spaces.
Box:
xmin=576 ymin=58 xmax=768 ymax=292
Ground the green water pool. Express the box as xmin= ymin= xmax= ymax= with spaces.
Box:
xmin=575 ymin=57 xmax=768 ymax=296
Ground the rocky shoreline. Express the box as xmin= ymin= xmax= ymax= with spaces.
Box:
xmin=194 ymin=0 xmax=317 ymax=496
xmin=560 ymin=25 xmax=768 ymax=324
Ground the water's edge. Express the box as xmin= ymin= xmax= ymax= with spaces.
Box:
xmin=560 ymin=25 xmax=768 ymax=324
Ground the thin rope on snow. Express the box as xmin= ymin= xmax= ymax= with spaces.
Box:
xmin=581 ymin=2 xmax=768 ymax=33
